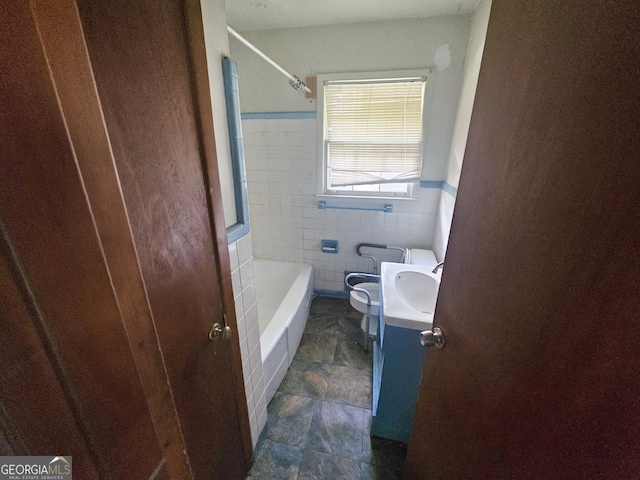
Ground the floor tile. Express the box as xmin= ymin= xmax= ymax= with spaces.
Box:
xmin=248 ymin=439 xmax=303 ymax=480
xmin=279 ymin=359 xmax=331 ymax=399
xmin=295 ymin=333 xmax=338 ymax=364
xmin=266 ymin=393 xmax=316 ymax=448
xmin=306 ymin=400 xmax=367 ymax=461
xmin=362 ymin=436 xmax=408 ymax=469
xmin=248 ymin=297 xmax=408 ymax=480
xmin=359 ymin=461 xmax=404 ymax=480
xmin=325 ymin=365 xmax=372 ymax=408
xmin=304 ymin=313 xmax=341 ymax=337
xmin=309 ymin=297 xmax=354 ymax=316
xmin=297 ymin=449 xmax=361 ymax=480
xmin=333 ymin=337 xmax=373 ymax=371
xmin=336 ymin=316 xmax=365 ymax=342
xmin=362 ymin=414 xmax=407 ymax=472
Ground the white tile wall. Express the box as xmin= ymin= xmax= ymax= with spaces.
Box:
xmin=230 ymin=117 xmax=445 ymax=447
xmin=244 ymin=117 xmax=440 ymax=292
xmin=432 ymin=189 xmax=456 ymax=262
xmin=228 ymin=232 xmax=267 ymax=447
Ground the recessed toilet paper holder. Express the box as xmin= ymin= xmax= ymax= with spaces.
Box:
xmin=321 ymin=239 xmax=339 ymax=253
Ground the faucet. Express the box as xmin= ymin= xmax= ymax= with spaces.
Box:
xmin=432 ymin=261 xmax=444 ymax=274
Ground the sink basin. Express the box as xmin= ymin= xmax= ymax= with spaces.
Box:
xmin=395 ymin=271 xmax=439 ymax=314
xmin=381 ymin=262 xmax=441 ymax=330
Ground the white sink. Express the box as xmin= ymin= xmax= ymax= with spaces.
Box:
xmin=381 ymin=262 xmax=441 ymax=330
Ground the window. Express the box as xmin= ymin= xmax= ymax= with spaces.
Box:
xmin=318 ymin=71 xmax=427 ymax=198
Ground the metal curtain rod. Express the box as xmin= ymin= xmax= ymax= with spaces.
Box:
xmin=227 ymin=25 xmax=312 ymax=95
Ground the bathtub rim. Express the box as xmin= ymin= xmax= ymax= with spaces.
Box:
xmin=255 ymin=259 xmax=313 ymax=366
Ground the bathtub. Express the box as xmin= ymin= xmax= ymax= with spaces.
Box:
xmin=253 ymin=259 xmax=314 ymax=403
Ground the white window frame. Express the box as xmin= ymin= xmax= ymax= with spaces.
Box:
xmin=316 ymin=69 xmax=430 ymax=200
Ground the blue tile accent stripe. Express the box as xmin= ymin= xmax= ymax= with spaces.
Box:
xmin=241 ymin=112 xmax=317 ymax=120
xmin=419 ymin=180 xmax=458 ymax=197
xmin=442 ymin=182 xmax=458 ymax=197
xmin=222 ymin=58 xmax=251 ymax=244
xmin=313 ymin=289 xmax=350 ymax=299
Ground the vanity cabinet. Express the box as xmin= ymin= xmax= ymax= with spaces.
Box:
xmin=371 ymin=307 xmax=428 ymax=443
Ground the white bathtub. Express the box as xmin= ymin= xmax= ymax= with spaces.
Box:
xmin=253 ymin=259 xmax=313 ymax=403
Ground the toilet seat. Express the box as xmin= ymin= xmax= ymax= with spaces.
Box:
xmin=349 ymin=282 xmax=380 ymax=316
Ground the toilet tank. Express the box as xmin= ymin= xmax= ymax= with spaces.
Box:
xmin=406 ymin=248 xmax=438 ymax=268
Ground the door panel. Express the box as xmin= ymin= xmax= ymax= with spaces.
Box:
xmin=2 ymin=0 xmax=248 ymax=477
xmin=28 ymin=0 xmax=193 ymax=476
xmin=75 ymin=0 xmax=248 ymax=477
xmin=0 ymin=1 xmax=162 ymax=476
xmin=0 ymin=241 xmax=99 ymax=477
xmin=406 ymin=1 xmax=640 ymax=478
xmin=181 ymin=0 xmax=254 ymax=461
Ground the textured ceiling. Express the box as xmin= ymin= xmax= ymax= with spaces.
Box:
xmin=225 ymin=0 xmax=480 ymax=31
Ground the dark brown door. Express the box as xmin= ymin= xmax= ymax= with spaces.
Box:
xmin=0 ymin=1 xmax=168 ymax=477
xmin=1 ymin=0 xmax=250 ymax=478
xmin=405 ymin=1 xmax=640 ymax=478
xmin=74 ymin=0 xmax=250 ymax=478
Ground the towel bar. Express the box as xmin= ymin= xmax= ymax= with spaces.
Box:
xmin=317 ymin=201 xmax=393 ymax=213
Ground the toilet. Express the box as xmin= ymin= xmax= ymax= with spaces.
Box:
xmin=349 ymin=282 xmax=381 ymax=337
xmin=349 ymin=248 xmax=440 ymax=337
xmin=404 ymin=248 xmax=438 ymax=269
xmin=349 ymin=282 xmax=380 ymax=316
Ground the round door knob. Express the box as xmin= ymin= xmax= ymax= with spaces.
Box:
xmin=420 ymin=327 xmax=445 ymax=348
xmin=208 ymin=322 xmax=233 ymax=341
xmin=222 ymin=325 xmax=232 ymax=340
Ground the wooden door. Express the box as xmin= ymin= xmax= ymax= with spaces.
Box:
xmin=1 ymin=0 xmax=250 ymax=478
xmin=0 ymin=1 xmax=173 ymax=477
xmin=405 ymin=1 xmax=640 ymax=478
xmin=74 ymin=0 xmax=250 ymax=478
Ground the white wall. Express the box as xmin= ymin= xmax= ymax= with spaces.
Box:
xmin=229 ymin=16 xmax=472 ymax=181
xmin=243 ymin=118 xmax=440 ymax=292
xmin=446 ymin=0 xmax=492 ymax=188
xmin=433 ymin=0 xmax=492 ymax=261
xmin=201 ymin=0 xmax=237 ymax=227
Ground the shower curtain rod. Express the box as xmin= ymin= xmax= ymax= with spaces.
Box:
xmin=227 ymin=25 xmax=312 ymax=95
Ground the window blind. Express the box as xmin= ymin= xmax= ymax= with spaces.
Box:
xmin=324 ymin=78 xmax=425 ymax=188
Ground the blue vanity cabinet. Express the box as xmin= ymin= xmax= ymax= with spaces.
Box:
xmin=371 ymin=305 xmax=428 ymax=443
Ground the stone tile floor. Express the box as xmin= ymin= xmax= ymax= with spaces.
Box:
xmin=247 ymin=296 xmax=407 ymax=480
